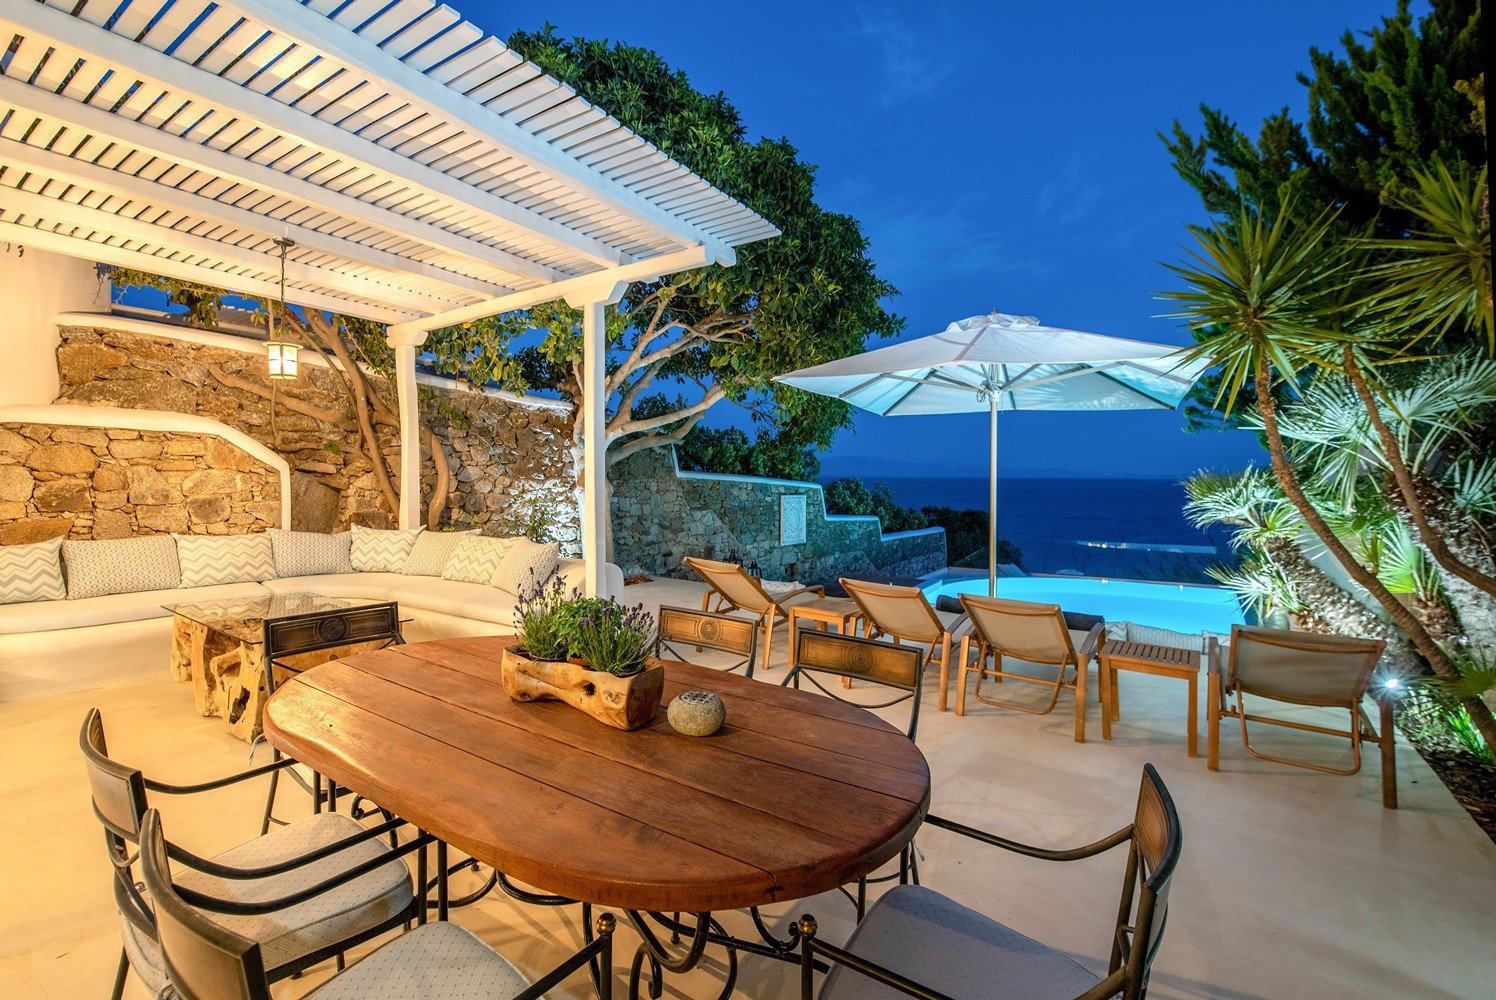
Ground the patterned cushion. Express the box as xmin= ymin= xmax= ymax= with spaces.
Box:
xmin=311 ymin=922 xmax=529 ymax=999
xmin=175 ymin=533 xmax=277 ymax=588
xmin=62 ymin=536 xmax=180 ymax=600
xmin=492 ymin=539 xmax=560 ymax=596
xmin=268 ymin=529 xmax=354 ymax=578
xmin=0 ymin=535 xmax=67 ymax=605
xmin=403 ymin=529 xmax=478 ymax=577
xmin=441 ymin=535 xmax=517 ymax=585
xmin=350 ymin=524 xmax=424 ymax=573
xmin=820 ymin=884 xmax=1100 ymax=999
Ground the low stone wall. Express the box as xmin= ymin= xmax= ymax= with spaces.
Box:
xmin=52 ymin=322 xmax=578 ymax=542
xmin=0 ymin=423 xmax=279 ymax=544
xmin=611 ymin=449 xmax=947 ymax=583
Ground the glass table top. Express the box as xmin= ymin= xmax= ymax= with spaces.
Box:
xmin=164 ymin=593 xmax=388 ymax=646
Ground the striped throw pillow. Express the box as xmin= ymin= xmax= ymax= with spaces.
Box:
xmin=441 ymin=535 xmax=517 ymax=585
xmin=63 ymin=536 xmax=180 ymax=600
xmin=492 ymin=539 xmax=560 ymax=596
xmin=0 ymin=535 xmax=67 ymax=604
xmin=350 ymin=524 xmax=424 ymax=573
xmin=175 ymin=533 xmax=277 ymax=588
xmin=403 ymin=529 xmax=478 ymax=577
xmin=267 ymin=529 xmax=354 ymax=578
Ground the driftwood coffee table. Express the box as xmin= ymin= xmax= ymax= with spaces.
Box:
xmin=265 ymin=635 xmax=929 ymax=996
xmin=167 ymin=593 xmax=393 ymax=742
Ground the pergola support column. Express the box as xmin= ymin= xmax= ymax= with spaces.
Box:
xmin=568 ymin=283 xmax=629 ymax=597
xmin=389 ymin=339 xmax=425 ymax=531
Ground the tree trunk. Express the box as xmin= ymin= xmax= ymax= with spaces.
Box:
xmin=1254 ymin=357 xmax=1496 ymax=750
xmin=1344 ymin=350 xmax=1496 ymax=598
xmin=1386 ymin=483 xmax=1496 ymax=652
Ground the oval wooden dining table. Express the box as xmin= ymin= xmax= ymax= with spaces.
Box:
xmin=262 ymin=635 xmax=931 ymax=917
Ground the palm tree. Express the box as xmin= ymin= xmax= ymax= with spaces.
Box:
xmin=1164 ymin=206 xmax=1496 ymax=750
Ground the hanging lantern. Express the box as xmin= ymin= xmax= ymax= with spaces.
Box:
xmin=266 ymin=340 xmax=299 ymax=379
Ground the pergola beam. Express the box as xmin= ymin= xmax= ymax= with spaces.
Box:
xmin=0 ymin=1 xmax=628 ymax=271
xmin=0 ymin=76 xmax=559 ymax=288
xmin=223 ymin=0 xmax=735 ymax=267
xmin=0 ymin=135 xmax=506 ymax=305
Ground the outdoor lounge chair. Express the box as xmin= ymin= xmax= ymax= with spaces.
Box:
xmin=796 ymin=763 xmax=1182 ymax=1000
xmin=136 ymin=808 xmax=616 ymax=1000
xmin=955 ymin=594 xmax=1106 ymax=741
xmin=685 ymin=556 xmax=825 ymax=674
xmin=1207 ymin=625 xmax=1396 ymax=808
xmin=840 ymin=578 xmax=966 ymax=712
xmin=81 ymin=709 xmax=418 ymax=1000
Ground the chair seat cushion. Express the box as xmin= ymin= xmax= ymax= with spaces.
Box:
xmin=120 ymin=912 xmax=172 ymax=999
xmin=308 ymin=921 xmax=532 ymax=999
xmin=820 ymin=885 xmax=1101 ymax=1000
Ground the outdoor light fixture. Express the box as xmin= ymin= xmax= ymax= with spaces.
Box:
xmin=265 ymin=236 xmax=299 ymax=380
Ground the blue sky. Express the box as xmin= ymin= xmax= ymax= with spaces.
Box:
xmin=489 ymin=1 xmax=1407 ymax=479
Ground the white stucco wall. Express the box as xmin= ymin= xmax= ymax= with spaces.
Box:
xmin=0 ymin=248 xmax=107 ymax=405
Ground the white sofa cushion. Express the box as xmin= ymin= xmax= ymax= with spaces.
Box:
xmin=384 ymin=577 xmax=519 ymax=625
xmin=404 ymin=529 xmax=477 ymax=577
xmin=351 ymin=524 xmax=424 ymax=573
xmin=441 ymin=535 xmax=517 ymax=585
xmin=0 ymin=581 xmax=271 ymax=634
xmin=0 ymin=535 xmax=67 ymax=605
xmin=258 ymin=573 xmax=408 ymax=599
xmin=175 ymin=533 xmax=277 ymax=588
xmin=63 ymin=536 xmax=180 ymax=600
xmin=269 ymin=529 xmax=354 ymax=577
xmin=492 ymin=539 xmax=560 ymax=596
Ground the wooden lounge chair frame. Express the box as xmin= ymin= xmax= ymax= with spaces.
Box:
xmin=1207 ymin=625 xmax=1396 ymax=809
xmin=955 ymin=593 xmax=1105 ymax=742
xmin=839 ymin=578 xmax=964 ymax=712
xmin=685 ymin=556 xmax=824 ymax=674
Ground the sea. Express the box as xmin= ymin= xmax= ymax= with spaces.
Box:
xmin=855 ymin=476 xmax=1236 ymax=585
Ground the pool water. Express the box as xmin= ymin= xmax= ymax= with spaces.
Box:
xmin=924 ymin=575 xmax=1246 ymax=635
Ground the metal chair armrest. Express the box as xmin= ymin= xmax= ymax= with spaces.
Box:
xmin=924 ymin=813 xmax=1134 ymax=862
xmin=166 ymin=816 xmax=408 ymax=880
xmin=143 ymin=756 xmax=298 ymax=795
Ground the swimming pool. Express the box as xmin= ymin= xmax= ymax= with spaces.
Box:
xmin=923 ymin=575 xmax=1246 ymax=635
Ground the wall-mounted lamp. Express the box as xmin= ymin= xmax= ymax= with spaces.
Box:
xmin=265 ymin=236 xmax=298 ymax=380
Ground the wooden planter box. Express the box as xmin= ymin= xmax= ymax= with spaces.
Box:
xmin=500 ymin=646 xmax=664 ymax=731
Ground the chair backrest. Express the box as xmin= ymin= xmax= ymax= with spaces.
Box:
xmin=786 ymin=631 xmax=925 ymax=740
xmin=657 ymin=606 xmax=758 ymax=673
xmin=138 ymin=809 xmax=272 ymax=1000
xmin=262 ymin=601 xmax=403 ymax=695
xmin=840 ymin=578 xmax=944 ymax=643
xmin=1227 ymin=625 xmax=1384 ymax=707
xmin=684 ymin=556 xmax=776 ymax=615
xmin=959 ymin=594 xmax=1077 ymax=665
xmin=80 ymin=708 xmax=147 ymax=843
xmin=1112 ymin=763 xmax=1183 ymax=999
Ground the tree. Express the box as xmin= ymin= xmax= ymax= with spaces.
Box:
xmin=422 ymin=29 xmax=900 ymax=521
xmin=668 ymin=422 xmax=821 ymax=482
xmin=822 ymin=478 xmax=928 ymax=533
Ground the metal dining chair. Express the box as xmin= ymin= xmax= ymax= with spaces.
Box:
xmin=796 ymin=763 xmax=1183 ymax=1000
xmin=136 ymin=808 xmax=616 ymax=1000
xmin=81 ymin=709 xmax=420 ymax=1000
xmin=657 ymin=605 xmax=760 ymax=676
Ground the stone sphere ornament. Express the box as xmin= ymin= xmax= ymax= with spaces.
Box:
xmin=667 ymin=690 xmax=726 ymax=736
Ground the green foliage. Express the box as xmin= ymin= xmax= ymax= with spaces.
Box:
xmin=917 ymin=506 xmax=1023 ymax=568
xmin=564 ymin=599 xmax=659 ymax=677
xmin=103 ymin=266 xmax=228 ymax=328
xmin=822 ymin=478 xmax=927 ymax=533
xmin=670 ymin=422 xmax=821 ymax=482
xmin=512 ymin=573 xmax=578 ymax=660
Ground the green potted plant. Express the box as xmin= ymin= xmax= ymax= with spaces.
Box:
xmin=502 ymin=572 xmax=665 ymax=730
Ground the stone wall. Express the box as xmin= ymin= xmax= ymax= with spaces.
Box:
xmin=610 ymin=449 xmax=947 ymax=584
xmin=0 ymin=423 xmax=279 ymax=545
xmin=52 ymin=324 xmax=578 ymax=543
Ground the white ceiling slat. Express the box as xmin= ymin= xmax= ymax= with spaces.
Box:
xmin=194 ymin=18 xmax=262 ymax=76
xmin=67 ymin=0 xmax=119 ymax=29
xmin=7 ymin=35 xmax=53 ymax=84
xmin=170 ymin=6 xmax=242 ymax=65
xmin=399 ymin=17 xmax=479 ymax=72
xmin=328 ymin=0 xmax=392 ymax=31
xmin=110 ymin=0 xmax=175 ymax=43
xmin=357 ymin=0 xmax=436 ymax=46
xmin=380 ymin=4 xmax=461 ymax=59
xmin=425 ymin=36 xmax=508 ymax=87
xmin=140 ymin=1 xmax=206 ymax=52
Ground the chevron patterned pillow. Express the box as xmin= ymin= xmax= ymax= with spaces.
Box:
xmin=492 ymin=539 xmax=560 ymax=596
xmin=404 ymin=529 xmax=478 ymax=577
xmin=175 ymin=533 xmax=277 ymax=588
xmin=63 ymin=536 xmax=180 ymax=600
xmin=441 ymin=535 xmax=518 ymax=585
xmin=267 ymin=529 xmax=354 ymax=578
xmin=0 ymin=535 xmax=67 ymax=605
xmin=351 ymin=524 xmax=424 ymax=573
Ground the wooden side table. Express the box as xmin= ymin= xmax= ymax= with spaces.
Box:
xmin=787 ymin=597 xmax=864 ymax=673
xmin=1099 ymin=640 xmax=1202 ymax=757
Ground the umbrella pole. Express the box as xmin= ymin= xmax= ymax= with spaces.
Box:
xmin=988 ymin=395 xmax=998 ymax=597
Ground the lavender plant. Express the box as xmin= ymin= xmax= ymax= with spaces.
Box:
xmin=568 ymin=600 xmax=659 ymax=677
xmin=512 ymin=571 xmax=575 ymax=661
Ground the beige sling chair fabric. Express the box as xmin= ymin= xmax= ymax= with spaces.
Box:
xmin=684 ymin=557 xmax=824 ymax=674
xmin=840 ymin=578 xmax=966 ymax=712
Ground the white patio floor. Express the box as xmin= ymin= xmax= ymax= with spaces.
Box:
xmin=3 ymin=576 xmax=1493 ymax=999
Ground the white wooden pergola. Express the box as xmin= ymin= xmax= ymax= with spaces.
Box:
xmin=0 ymin=0 xmax=777 ymax=595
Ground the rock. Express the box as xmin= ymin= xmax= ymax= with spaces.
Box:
xmin=244 ymin=500 xmax=283 ymax=526
xmin=187 ymin=496 xmax=231 ymax=524
xmin=0 ymin=465 xmax=33 ymax=503
xmin=164 ymin=439 xmax=207 ymax=457
xmin=0 ymin=501 xmax=25 ymax=519
xmin=92 ymin=508 xmax=133 ymax=539
xmin=206 ymin=438 xmax=259 ymax=471
xmin=27 ymin=443 xmax=98 ymax=475
xmin=667 ymin=690 xmax=726 ymax=737
xmin=93 ymin=490 xmax=128 ymax=510
xmin=57 ymin=343 xmax=129 ymax=384
xmin=0 ymin=427 xmax=30 ymax=455
xmin=128 ymin=466 xmax=180 ymax=505
xmin=108 ymin=439 xmax=162 ymax=460
xmin=290 ymin=473 xmax=340 ymax=532
xmin=66 ymin=377 xmax=197 ymax=412
xmin=136 ymin=505 xmax=189 ymax=533
xmin=182 ymin=469 xmax=244 ymax=496
xmin=50 ymin=427 xmax=111 ymax=448
xmin=0 ymin=517 xmax=73 ymax=545
xmin=106 ymin=429 xmax=139 ymax=440
xmin=33 ymin=478 xmax=92 ymax=513
xmin=92 ymin=466 xmax=128 ymax=491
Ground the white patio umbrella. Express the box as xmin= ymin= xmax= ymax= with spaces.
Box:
xmin=776 ymin=312 xmax=1210 ymax=595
